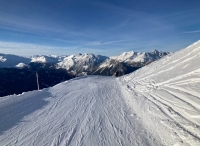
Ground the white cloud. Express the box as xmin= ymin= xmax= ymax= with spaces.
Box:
xmin=180 ymin=30 xmax=200 ymax=34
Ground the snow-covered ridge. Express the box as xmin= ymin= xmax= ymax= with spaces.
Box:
xmin=124 ymin=40 xmax=200 ymax=86
xmin=111 ymin=50 xmax=169 ymax=63
xmin=31 ymin=55 xmax=66 ymax=63
xmin=99 ymin=59 xmax=117 ymax=68
xmin=0 ymin=53 xmax=31 ymax=68
xmin=0 ymin=53 xmax=107 ymax=69
xmin=0 ymin=53 xmax=67 ymax=67
xmin=57 ymin=53 xmax=108 ymax=72
xmin=15 ymin=63 xmax=29 ymax=68
xmin=92 ymin=59 xmax=129 ymax=76
xmin=0 ymin=50 xmax=168 ymax=68
xmin=92 ymin=50 xmax=169 ymax=76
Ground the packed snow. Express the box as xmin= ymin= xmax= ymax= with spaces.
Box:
xmin=0 ymin=41 xmax=200 ymax=146
xmin=120 ymin=41 xmax=200 ymax=145
xmin=0 ymin=76 xmax=163 ymax=146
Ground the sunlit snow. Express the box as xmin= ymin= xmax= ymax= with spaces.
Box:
xmin=0 ymin=41 xmax=200 ymax=146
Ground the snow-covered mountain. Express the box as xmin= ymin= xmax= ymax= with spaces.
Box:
xmin=0 ymin=53 xmax=66 ymax=68
xmin=15 ymin=62 xmax=29 ymax=69
xmin=31 ymin=55 xmax=66 ymax=63
xmin=92 ymin=50 xmax=168 ymax=76
xmin=0 ymin=41 xmax=199 ymax=146
xmin=0 ymin=50 xmax=168 ymax=76
xmin=92 ymin=59 xmax=140 ymax=76
xmin=111 ymin=50 xmax=169 ymax=63
xmin=0 ymin=53 xmax=31 ymax=68
xmin=57 ymin=53 xmax=108 ymax=75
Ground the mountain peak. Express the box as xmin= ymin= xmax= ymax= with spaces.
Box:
xmin=152 ymin=49 xmax=159 ymax=53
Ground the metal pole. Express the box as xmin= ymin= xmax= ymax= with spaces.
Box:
xmin=36 ymin=72 xmax=40 ymax=90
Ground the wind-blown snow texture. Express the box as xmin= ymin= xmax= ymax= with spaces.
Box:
xmin=0 ymin=41 xmax=200 ymax=146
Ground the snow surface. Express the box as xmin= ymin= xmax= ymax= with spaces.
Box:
xmin=0 ymin=41 xmax=200 ymax=146
xmin=120 ymin=41 xmax=200 ymax=145
xmin=0 ymin=76 xmax=164 ymax=146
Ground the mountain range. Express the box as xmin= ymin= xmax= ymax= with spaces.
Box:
xmin=0 ymin=50 xmax=170 ymax=75
xmin=0 ymin=50 xmax=169 ymax=97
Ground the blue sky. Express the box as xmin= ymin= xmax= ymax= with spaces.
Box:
xmin=0 ymin=0 xmax=200 ymax=56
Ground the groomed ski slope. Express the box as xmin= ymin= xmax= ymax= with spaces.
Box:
xmin=0 ymin=41 xmax=200 ymax=146
xmin=0 ymin=76 xmax=162 ymax=146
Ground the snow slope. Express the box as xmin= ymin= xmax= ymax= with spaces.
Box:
xmin=120 ymin=40 xmax=200 ymax=145
xmin=0 ymin=41 xmax=200 ymax=146
xmin=0 ymin=76 xmax=161 ymax=146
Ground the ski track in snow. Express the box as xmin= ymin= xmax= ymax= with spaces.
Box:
xmin=119 ymin=41 xmax=200 ymax=146
xmin=0 ymin=76 xmax=162 ymax=146
xmin=119 ymin=76 xmax=200 ymax=146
